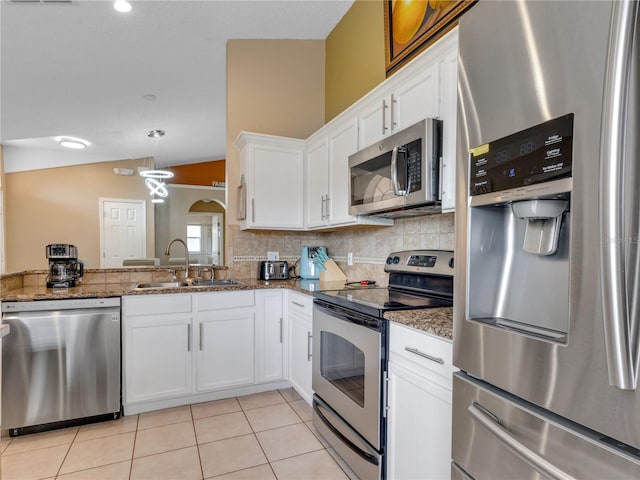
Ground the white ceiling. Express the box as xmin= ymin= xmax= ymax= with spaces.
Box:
xmin=0 ymin=0 xmax=354 ymax=173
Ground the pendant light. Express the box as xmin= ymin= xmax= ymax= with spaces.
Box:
xmin=140 ymin=129 xmax=174 ymax=179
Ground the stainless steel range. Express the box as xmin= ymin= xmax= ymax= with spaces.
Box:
xmin=312 ymin=250 xmax=454 ymax=479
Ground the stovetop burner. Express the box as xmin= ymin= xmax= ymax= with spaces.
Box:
xmin=314 ymin=250 xmax=454 ymax=318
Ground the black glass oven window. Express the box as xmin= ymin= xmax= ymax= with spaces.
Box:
xmin=320 ymin=331 xmax=365 ymax=407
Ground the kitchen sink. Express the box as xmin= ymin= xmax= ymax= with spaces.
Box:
xmin=134 ymin=281 xmax=190 ymax=290
xmin=189 ymin=279 xmax=244 ymax=287
xmin=133 ymin=279 xmax=244 ymax=290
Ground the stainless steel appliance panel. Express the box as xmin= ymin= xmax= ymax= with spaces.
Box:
xmin=312 ymin=304 xmax=382 ymax=450
xmin=2 ymin=299 xmax=121 ymax=430
xmin=349 ymin=119 xmax=442 ymax=217
xmin=454 ymin=0 xmax=640 ymax=450
xmin=313 ymin=395 xmax=381 ymax=480
xmin=452 ymin=373 xmax=640 ymax=479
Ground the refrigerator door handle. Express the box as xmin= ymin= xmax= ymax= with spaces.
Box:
xmin=468 ymin=402 xmax=578 ymax=480
xmin=599 ymin=0 xmax=639 ymax=390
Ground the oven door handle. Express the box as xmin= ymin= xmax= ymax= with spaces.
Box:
xmin=313 ymin=400 xmax=379 ymax=466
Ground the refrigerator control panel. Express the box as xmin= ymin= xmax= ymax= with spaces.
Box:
xmin=469 ymin=113 xmax=574 ymax=196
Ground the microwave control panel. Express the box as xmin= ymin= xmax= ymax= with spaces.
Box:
xmin=469 ymin=113 xmax=573 ymax=196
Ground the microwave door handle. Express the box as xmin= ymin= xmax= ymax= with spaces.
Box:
xmin=599 ymin=0 xmax=638 ymax=390
xmin=390 ymin=146 xmax=407 ymax=196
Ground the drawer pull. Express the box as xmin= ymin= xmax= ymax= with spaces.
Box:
xmin=292 ymin=301 xmax=306 ymax=308
xmin=404 ymin=346 xmax=444 ymax=364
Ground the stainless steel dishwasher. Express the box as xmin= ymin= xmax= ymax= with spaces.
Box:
xmin=1 ymin=297 xmax=121 ymax=435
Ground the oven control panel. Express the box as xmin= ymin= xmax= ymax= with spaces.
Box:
xmin=384 ymin=250 xmax=454 ymax=275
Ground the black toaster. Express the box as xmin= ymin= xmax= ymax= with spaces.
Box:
xmin=258 ymin=261 xmax=289 ymax=280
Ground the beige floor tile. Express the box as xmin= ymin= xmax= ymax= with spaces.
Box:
xmin=237 ymin=390 xmax=285 ymax=411
xmin=134 ymin=420 xmax=196 ymax=458
xmin=138 ymin=405 xmax=192 ymax=429
xmin=59 ymin=432 xmax=135 ymax=475
xmin=192 ymin=398 xmax=241 ymax=420
xmin=1 ymin=444 xmax=69 ymax=480
xmin=270 ymin=449 xmax=349 ymax=480
xmin=199 ymin=434 xmax=267 ymax=478
xmin=56 ymin=460 xmax=132 ymax=480
xmin=0 ymin=437 xmax=11 ymax=454
xmin=76 ymin=415 xmax=138 ymax=442
xmin=244 ymin=403 xmax=301 ymax=432
xmin=305 ymin=421 xmax=330 ymax=448
xmin=210 ymin=463 xmax=276 ymax=480
xmin=2 ymin=427 xmax=78 ymax=456
xmin=194 ymin=411 xmax=252 ymax=444
xmin=131 ymin=446 xmax=202 ymax=480
xmin=255 ymin=423 xmax=323 ymax=462
xmin=278 ymin=388 xmax=302 ymax=403
xmin=289 ymin=399 xmax=313 ymax=422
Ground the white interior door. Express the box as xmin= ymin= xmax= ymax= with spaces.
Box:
xmin=100 ymin=199 xmax=146 ymax=268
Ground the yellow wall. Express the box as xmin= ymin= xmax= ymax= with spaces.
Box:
xmin=5 ymin=158 xmax=155 ymax=271
xmin=226 ymin=39 xmax=326 ymax=226
xmin=325 ymin=0 xmax=386 ymax=122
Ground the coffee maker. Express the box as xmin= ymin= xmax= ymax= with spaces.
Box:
xmin=46 ymin=244 xmax=84 ymax=288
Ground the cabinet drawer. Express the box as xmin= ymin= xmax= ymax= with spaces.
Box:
xmin=194 ymin=290 xmax=255 ymax=311
xmin=389 ymin=322 xmax=454 ymax=391
xmin=123 ymin=294 xmax=192 ymax=316
xmin=288 ymin=291 xmax=313 ymax=317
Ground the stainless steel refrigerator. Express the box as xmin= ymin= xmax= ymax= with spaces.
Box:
xmin=453 ymin=1 xmax=640 ymax=478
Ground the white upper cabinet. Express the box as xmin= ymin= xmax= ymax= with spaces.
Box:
xmin=235 ymin=27 xmax=459 ymax=230
xmin=304 ymin=117 xmax=392 ymax=229
xmin=357 ymin=62 xmax=439 ymax=148
xmin=304 ymin=135 xmax=330 ymax=229
xmin=439 ymin=29 xmax=459 ymax=212
xmin=235 ymin=133 xmax=305 ymax=230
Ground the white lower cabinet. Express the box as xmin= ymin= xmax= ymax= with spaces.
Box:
xmin=287 ymin=291 xmax=314 ymax=404
xmin=123 ymin=294 xmax=193 ymax=404
xmin=255 ymin=290 xmax=286 ymax=383
xmin=387 ymin=322 xmax=455 ymax=480
xmin=196 ymin=308 xmax=255 ymax=391
xmin=123 ymin=290 xmax=290 ymax=414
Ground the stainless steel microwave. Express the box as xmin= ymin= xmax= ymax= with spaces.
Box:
xmin=349 ymin=118 xmax=443 ymax=217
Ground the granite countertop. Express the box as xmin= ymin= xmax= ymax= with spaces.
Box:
xmin=0 ymin=278 xmax=345 ymax=302
xmin=384 ymin=307 xmax=453 ymax=340
xmin=1 ymin=277 xmax=452 ymax=340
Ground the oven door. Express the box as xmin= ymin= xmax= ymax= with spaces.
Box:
xmin=312 ymin=302 xmax=383 ymax=450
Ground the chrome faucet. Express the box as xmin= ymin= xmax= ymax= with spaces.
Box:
xmin=165 ymin=238 xmax=189 ymax=279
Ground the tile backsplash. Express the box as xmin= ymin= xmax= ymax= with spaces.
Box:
xmin=226 ymin=213 xmax=455 ymax=284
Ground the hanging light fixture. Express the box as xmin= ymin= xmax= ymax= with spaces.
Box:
xmin=140 ymin=129 xmax=174 ymax=179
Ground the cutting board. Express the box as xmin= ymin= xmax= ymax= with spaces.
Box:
xmin=319 ymin=259 xmax=347 ymax=282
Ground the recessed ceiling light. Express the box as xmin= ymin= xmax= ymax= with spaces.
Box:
xmin=59 ymin=139 xmax=87 ymax=149
xmin=147 ymin=129 xmax=165 ymax=138
xmin=114 ymin=1 xmax=132 ymax=13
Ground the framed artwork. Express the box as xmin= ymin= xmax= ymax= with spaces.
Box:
xmin=385 ymin=0 xmax=476 ymax=76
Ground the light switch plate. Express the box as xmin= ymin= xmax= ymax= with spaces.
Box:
xmin=267 ymin=251 xmax=279 ymax=261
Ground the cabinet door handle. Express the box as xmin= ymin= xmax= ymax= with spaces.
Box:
xmin=292 ymin=301 xmax=305 ymax=308
xmin=321 ymin=195 xmax=327 ymax=220
xmin=390 ymin=93 xmax=397 ymax=131
xmin=251 ymin=198 xmax=255 ymax=223
xmin=382 ymin=99 xmax=389 ymax=134
xmin=187 ymin=324 xmax=192 ymax=352
xmin=199 ymin=323 xmax=203 ymax=351
xmin=279 ymin=317 xmax=283 ymax=344
xmin=404 ymin=346 xmax=444 ymax=364
xmin=325 ymin=195 xmax=330 ymax=219
xmin=307 ymin=332 xmax=313 ymax=361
